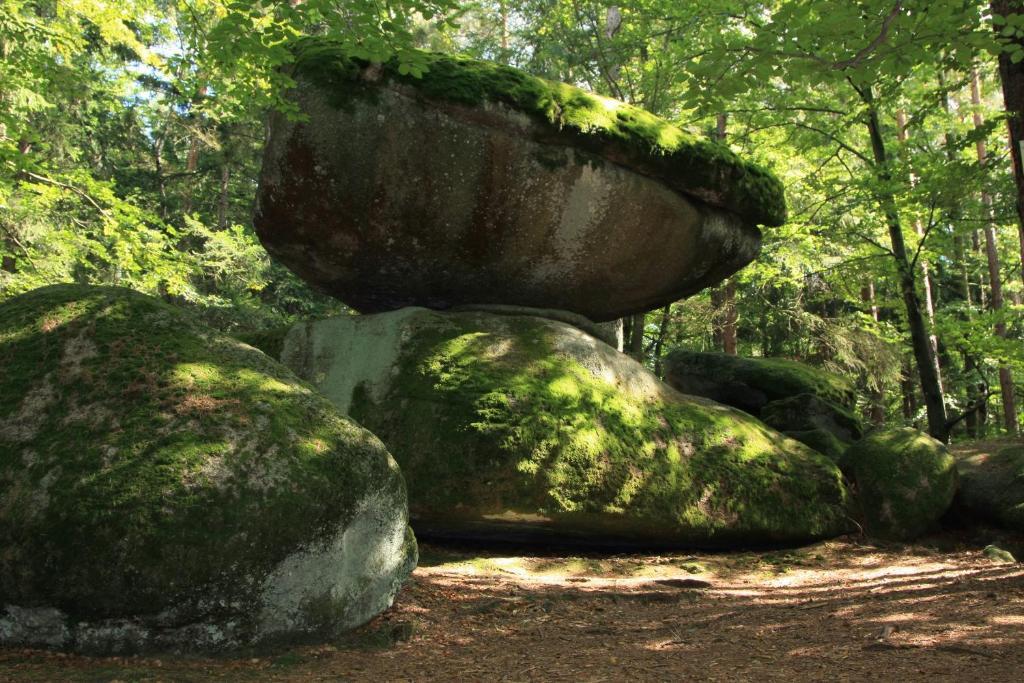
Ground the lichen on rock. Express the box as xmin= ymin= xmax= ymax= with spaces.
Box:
xmin=0 ymin=284 xmax=416 ymax=653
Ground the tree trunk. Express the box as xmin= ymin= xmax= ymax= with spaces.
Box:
xmin=972 ymin=69 xmax=1019 ymax=436
xmin=992 ymin=0 xmax=1024 ymax=288
xmin=896 ymin=109 xmax=944 ymax=394
xmin=628 ymin=312 xmax=646 ymax=361
xmin=864 ymin=89 xmax=948 ymax=441
xmin=652 ymin=304 xmax=672 ymax=377
xmin=860 ymin=282 xmax=886 ymax=425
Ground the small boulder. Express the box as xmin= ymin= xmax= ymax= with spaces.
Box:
xmin=281 ymin=307 xmax=852 ymax=547
xmin=662 ymin=350 xmax=856 ymax=416
xmin=842 ymin=429 xmax=957 ymax=540
xmin=956 ymin=445 xmax=1024 ymax=532
xmin=0 ymin=285 xmax=416 ymax=653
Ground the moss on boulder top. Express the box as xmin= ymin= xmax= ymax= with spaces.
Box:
xmin=286 ymin=39 xmax=785 ymax=228
xmin=842 ymin=429 xmax=957 ymax=541
xmin=0 ymin=285 xmax=415 ymax=653
xmin=281 ymin=308 xmax=851 ymax=547
xmin=663 ymin=350 xmax=857 ymax=417
xmin=956 ymin=445 xmax=1024 ymax=532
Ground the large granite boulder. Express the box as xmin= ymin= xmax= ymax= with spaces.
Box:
xmin=0 ymin=285 xmax=416 ymax=653
xmin=842 ymin=429 xmax=958 ymax=540
xmin=956 ymin=445 xmax=1024 ymax=531
xmin=280 ymin=307 xmax=851 ymax=547
xmin=254 ymin=40 xmax=786 ymax=322
xmin=663 ymin=350 xmax=857 ymax=416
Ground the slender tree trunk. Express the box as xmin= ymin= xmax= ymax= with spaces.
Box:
xmin=721 ymin=279 xmax=737 ymax=355
xmin=628 ymin=312 xmax=645 ymax=361
xmin=896 ymin=109 xmax=944 ymax=394
xmin=861 ymin=282 xmax=886 ymax=425
xmin=217 ymin=163 xmax=230 ymax=231
xmin=652 ymin=304 xmax=672 ymax=377
xmin=992 ymin=0 xmax=1024 ymax=288
xmin=864 ymin=90 xmax=948 ymax=441
xmin=972 ymin=70 xmax=1019 ymax=435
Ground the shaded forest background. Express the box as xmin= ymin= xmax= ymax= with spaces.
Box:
xmin=1 ymin=0 xmax=1022 ymax=440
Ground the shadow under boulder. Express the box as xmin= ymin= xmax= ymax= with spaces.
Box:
xmin=0 ymin=285 xmax=416 ymax=653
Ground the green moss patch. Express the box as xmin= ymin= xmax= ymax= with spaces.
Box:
xmin=0 ymin=285 xmax=412 ymax=649
xmin=286 ymin=38 xmax=786 ymax=228
xmin=842 ymin=428 xmax=957 ymax=540
xmin=344 ymin=312 xmax=849 ymax=546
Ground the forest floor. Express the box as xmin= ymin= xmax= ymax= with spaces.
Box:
xmin=2 ymin=442 xmax=1023 ymax=682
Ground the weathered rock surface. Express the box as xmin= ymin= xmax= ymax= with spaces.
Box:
xmin=842 ymin=429 xmax=958 ymax=540
xmin=280 ymin=307 xmax=851 ymax=547
xmin=0 ymin=285 xmax=416 ymax=653
xmin=255 ymin=41 xmax=786 ymax=322
xmin=956 ymin=445 xmax=1024 ymax=532
xmin=663 ymin=350 xmax=857 ymax=417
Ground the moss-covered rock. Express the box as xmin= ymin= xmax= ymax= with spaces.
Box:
xmin=784 ymin=429 xmax=847 ymax=463
xmin=842 ymin=429 xmax=958 ymax=540
xmin=287 ymin=39 xmax=785 ymax=227
xmin=956 ymin=445 xmax=1024 ymax=532
xmin=762 ymin=394 xmax=863 ymax=443
xmin=663 ymin=351 xmax=857 ymax=417
xmin=256 ymin=39 xmax=776 ymax=322
xmin=0 ymin=285 xmax=416 ymax=653
xmin=281 ymin=308 xmax=851 ymax=547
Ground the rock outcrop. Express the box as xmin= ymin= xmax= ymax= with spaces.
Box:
xmin=280 ymin=307 xmax=851 ymax=547
xmin=842 ymin=429 xmax=958 ymax=540
xmin=255 ymin=40 xmax=785 ymax=322
xmin=0 ymin=285 xmax=416 ymax=653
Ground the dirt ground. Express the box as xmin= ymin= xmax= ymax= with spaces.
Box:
xmin=2 ymin=531 xmax=1023 ymax=682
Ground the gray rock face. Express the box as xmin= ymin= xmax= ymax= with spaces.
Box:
xmin=0 ymin=285 xmax=416 ymax=653
xmin=280 ymin=307 xmax=851 ymax=548
xmin=255 ymin=68 xmax=764 ymax=322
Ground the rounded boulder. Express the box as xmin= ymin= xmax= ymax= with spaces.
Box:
xmin=842 ymin=428 xmax=957 ymax=540
xmin=0 ymin=285 xmax=416 ymax=653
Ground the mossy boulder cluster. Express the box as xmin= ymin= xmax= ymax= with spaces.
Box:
xmin=663 ymin=350 xmax=862 ymax=459
xmin=0 ymin=285 xmax=416 ymax=653
xmin=255 ymin=40 xmax=785 ymax=322
xmin=841 ymin=429 xmax=958 ymax=540
xmin=279 ymin=308 xmax=851 ymax=547
xmin=956 ymin=445 xmax=1024 ymax=531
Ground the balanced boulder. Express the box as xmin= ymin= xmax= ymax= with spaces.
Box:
xmin=956 ymin=445 xmax=1024 ymax=532
xmin=280 ymin=307 xmax=851 ymax=547
xmin=0 ymin=285 xmax=416 ymax=653
xmin=842 ymin=428 xmax=957 ymax=540
xmin=255 ymin=40 xmax=785 ymax=322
